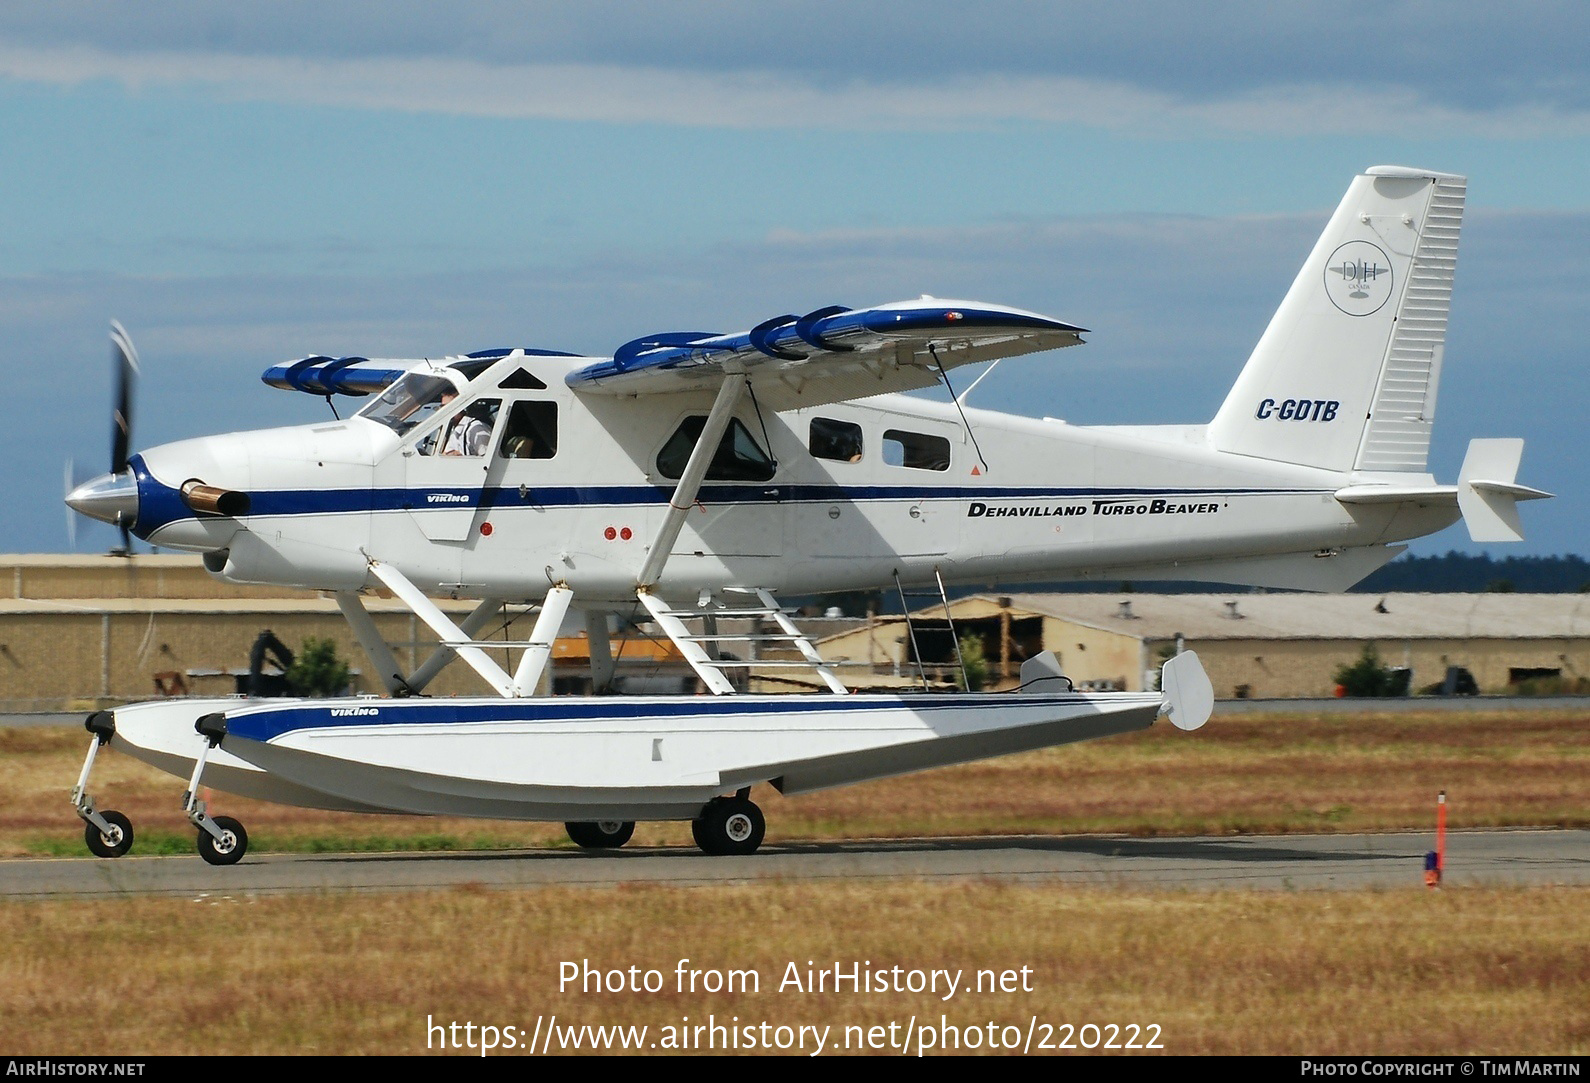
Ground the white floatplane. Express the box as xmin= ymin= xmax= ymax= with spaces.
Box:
xmin=66 ymin=166 xmax=1544 ymax=862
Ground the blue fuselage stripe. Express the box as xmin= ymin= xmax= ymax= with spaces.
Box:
xmin=133 ymin=464 xmax=1323 ymax=537
xmin=237 ymin=483 xmax=1312 ymax=517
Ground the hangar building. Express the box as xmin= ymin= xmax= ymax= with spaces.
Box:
xmin=4 ymin=555 xmax=1586 ymax=706
xmin=810 ymin=592 xmax=1590 ymax=698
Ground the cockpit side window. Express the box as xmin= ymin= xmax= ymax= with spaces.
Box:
xmin=417 ymin=397 xmax=500 ymax=457
xmin=656 ymin=416 xmax=776 ymax=481
xmin=496 ymin=400 xmax=558 ymax=459
xmin=357 ymin=374 xmax=457 ymax=435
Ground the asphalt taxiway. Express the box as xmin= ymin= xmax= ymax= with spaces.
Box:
xmin=2 ymin=829 xmax=1585 ymax=899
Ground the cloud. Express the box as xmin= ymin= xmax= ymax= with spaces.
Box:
xmin=2 ymin=41 xmax=1587 ymax=137
xmin=4 ymin=2 xmax=1589 ymax=110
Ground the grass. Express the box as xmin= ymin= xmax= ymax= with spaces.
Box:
xmin=3 ymin=708 xmax=1585 ymax=857
xmin=2 ymin=710 xmax=1586 ymax=1056
xmin=0 ymin=882 xmax=1584 ymax=1055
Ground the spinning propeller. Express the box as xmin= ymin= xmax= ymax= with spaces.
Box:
xmin=110 ymin=321 xmax=138 ymax=479
xmin=64 ymin=322 xmax=143 ymax=555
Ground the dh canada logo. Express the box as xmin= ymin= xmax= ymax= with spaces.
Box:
xmin=1323 ymin=240 xmax=1393 ymax=316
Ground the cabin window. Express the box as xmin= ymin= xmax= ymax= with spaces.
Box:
xmin=809 ymin=417 xmax=863 ymax=463
xmin=882 ymin=428 xmax=951 ymax=471
xmin=656 ymin=416 xmax=776 ymax=482
xmin=496 ymin=400 xmax=558 ymax=459
xmin=497 ymin=367 xmax=548 ymax=391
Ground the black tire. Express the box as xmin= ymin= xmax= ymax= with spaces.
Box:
xmin=693 ymin=796 xmax=764 ymax=856
xmin=85 ymin=810 xmax=133 ymax=858
xmin=197 ymin=815 xmax=248 ymax=866
xmin=565 ymin=820 xmax=635 ymax=849
xmin=690 ymin=814 xmax=713 ymax=852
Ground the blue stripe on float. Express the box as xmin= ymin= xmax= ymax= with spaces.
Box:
xmin=224 ymin=692 xmax=1122 ymax=742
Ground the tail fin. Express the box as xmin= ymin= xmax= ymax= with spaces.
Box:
xmin=1208 ymin=166 xmax=1466 ymax=474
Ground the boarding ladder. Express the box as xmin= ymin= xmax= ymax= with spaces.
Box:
xmin=892 ymin=568 xmax=969 ymax=692
xmin=637 ymin=587 xmax=849 ymax=696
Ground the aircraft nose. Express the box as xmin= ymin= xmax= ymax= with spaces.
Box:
xmin=66 ymin=471 xmax=139 ymax=528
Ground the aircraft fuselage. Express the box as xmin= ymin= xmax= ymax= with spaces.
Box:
xmin=124 ymin=353 xmax=1457 ymax=605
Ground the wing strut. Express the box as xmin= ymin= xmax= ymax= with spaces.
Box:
xmin=636 ymin=371 xmax=748 ymax=590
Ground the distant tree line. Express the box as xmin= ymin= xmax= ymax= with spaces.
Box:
xmin=1352 ymin=552 xmax=1590 ymax=594
xmin=801 ymin=552 xmax=1590 ymax=616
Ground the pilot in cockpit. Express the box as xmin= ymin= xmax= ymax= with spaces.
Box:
xmin=438 ymin=391 xmax=493 ymax=457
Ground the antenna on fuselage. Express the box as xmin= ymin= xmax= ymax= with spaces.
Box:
xmin=955 ymin=359 xmax=1002 ymax=406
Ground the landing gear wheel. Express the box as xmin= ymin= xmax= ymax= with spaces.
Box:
xmin=196 ymin=816 xmax=248 ymax=866
xmin=692 ymin=796 xmax=765 ymax=856
xmin=85 ymin=810 xmax=133 ymax=858
xmin=565 ymin=820 xmax=636 ymax=849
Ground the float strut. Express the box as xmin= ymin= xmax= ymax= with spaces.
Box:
xmin=184 ymin=714 xmax=232 ymax=843
xmin=69 ymin=711 xmax=120 ymax=837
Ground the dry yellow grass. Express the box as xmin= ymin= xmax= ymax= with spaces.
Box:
xmin=0 ymin=882 xmax=1584 ymax=1056
xmin=3 ymin=708 xmax=1585 ymax=855
xmin=3 ymin=712 xmax=1586 ymax=1057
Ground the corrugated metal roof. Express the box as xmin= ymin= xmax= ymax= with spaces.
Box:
xmin=0 ymin=553 xmax=203 ymax=568
xmin=969 ymin=593 xmax=1590 ymax=641
xmin=0 ymin=597 xmax=481 ymax=616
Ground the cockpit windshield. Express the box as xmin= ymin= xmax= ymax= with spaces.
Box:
xmin=356 ymin=373 xmax=458 ymax=435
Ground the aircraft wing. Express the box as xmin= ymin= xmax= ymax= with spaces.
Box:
xmin=261 ymin=348 xmax=576 ymax=396
xmin=564 ymin=298 xmax=1087 ymax=410
xmin=262 ymin=355 xmax=416 ymax=396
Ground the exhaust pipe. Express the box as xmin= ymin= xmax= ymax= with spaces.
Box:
xmin=181 ymin=480 xmax=251 ymax=518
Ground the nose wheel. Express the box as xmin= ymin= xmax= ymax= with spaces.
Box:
xmin=72 ymin=712 xmax=136 ymax=858
xmin=186 ymin=713 xmax=248 ymax=865
xmin=691 ymin=793 xmax=765 ymax=856
xmin=84 ymin=809 xmax=134 ymax=858
xmin=196 ymin=815 xmax=248 ymax=866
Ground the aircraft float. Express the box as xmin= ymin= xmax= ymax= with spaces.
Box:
xmin=66 ymin=166 xmax=1546 ymax=863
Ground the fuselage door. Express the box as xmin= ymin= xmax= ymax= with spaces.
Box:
xmin=401 ymin=397 xmax=501 ymax=541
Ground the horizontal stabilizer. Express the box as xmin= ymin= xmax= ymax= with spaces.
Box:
xmin=566 ymin=297 xmax=1086 ymax=410
xmin=1457 ymin=438 xmax=1552 ymax=543
xmin=1334 ymin=484 xmax=1458 ymax=505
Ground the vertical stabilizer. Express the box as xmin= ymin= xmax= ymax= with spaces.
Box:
xmin=1208 ymin=167 xmax=1466 ymax=474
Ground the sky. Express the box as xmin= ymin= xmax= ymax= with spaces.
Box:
xmin=1 ymin=1 xmax=1584 ymax=558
